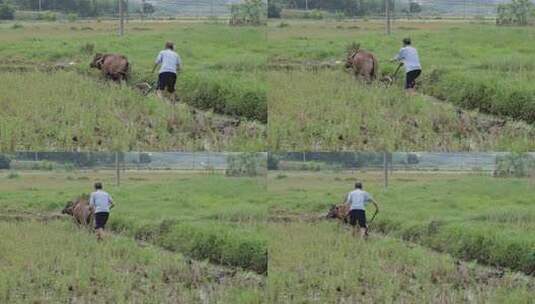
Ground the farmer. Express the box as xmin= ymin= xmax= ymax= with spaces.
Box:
xmin=152 ymin=41 xmax=182 ymax=102
xmin=89 ymin=182 xmax=114 ymax=241
xmin=345 ymin=181 xmax=379 ymax=239
xmin=391 ymin=38 xmax=422 ymax=94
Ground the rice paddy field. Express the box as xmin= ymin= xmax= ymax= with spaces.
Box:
xmin=1 ymin=167 xmax=534 ymax=302
xmin=0 ymin=169 xmax=269 ymax=302
xmin=266 ymin=170 xmax=535 ymax=303
xmin=0 ymin=20 xmax=267 ymax=151
xmin=267 ymin=19 xmax=535 ymax=151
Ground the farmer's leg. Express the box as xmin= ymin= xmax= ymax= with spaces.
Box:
xmin=167 ymin=73 xmax=177 ymax=104
xmin=156 ymin=72 xmax=166 ymax=99
xmin=349 ymin=210 xmax=358 ymax=238
xmin=96 ymin=228 xmax=104 ymax=241
xmin=405 ymin=70 xmax=420 ymax=94
xmin=357 ymin=210 xmax=368 ymax=239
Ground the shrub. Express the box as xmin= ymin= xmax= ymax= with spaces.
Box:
xmin=494 ymin=153 xmax=535 ymax=177
xmin=268 ymin=0 xmax=282 ymax=18
xmin=43 ymin=11 xmax=56 ymax=22
xmin=267 ymin=154 xmax=279 ymax=170
xmin=229 ymin=0 xmax=267 ymax=26
xmin=334 ymin=10 xmax=345 ymax=21
xmin=7 ymin=171 xmax=19 ymax=179
xmin=277 ymin=21 xmax=290 ymax=28
xmin=67 ymin=13 xmax=78 ymax=22
xmin=304 ymin=9 xmax=323 ymax=20
xmin=0 ymin=3 xmax=14 ymax=20
xmin=0 ymin=154 xmax=10 ymax=169
xmin=497 ymin=0 xmax=534 ymax=26
xmin=226 ymin=153 xmax=265 ymax=177
xmin=11 ymin=22 xmax=23 ymax=29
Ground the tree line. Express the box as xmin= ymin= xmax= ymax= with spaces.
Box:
xmin=268 ymin=0 xmax=423 ymax=18
xmin=0 ymin=0 xmax=155 ymax=19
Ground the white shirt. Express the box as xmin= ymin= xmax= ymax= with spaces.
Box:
xmin=89 ymin=190 xmax=113 ymax=213
xmin=155 ymin=49 xmax=181 ymax=74
xmin=347 ymin=189 xmax=372 ymax=211
xmin=395 ymin=46 xmax=422 ymax=73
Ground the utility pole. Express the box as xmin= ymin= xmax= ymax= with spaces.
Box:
xmin=383 ymin=152 xmax=389 ymax=189
xmin=385 ymin=0 xmax=391 ymax=35
xmin=119 ymin=0 xmax=125 ymax=36
xmin=210 ymin=0 xmax=214 ymax=17
xmin=38 ymin=0 xmax=42 ymax=11
xmin=305 ymin=0 xmax=308 ymax=11
xmin=115 ymin=152 xmax=121 ymax=186
xmin=141 ymin=0 xmax=145 ymax=22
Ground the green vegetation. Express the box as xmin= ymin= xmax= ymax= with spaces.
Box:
xmin=268 ymin=20 xmax=535 ymax=150
xmin=0 ymin=21 xmax=266 ymax=151
xmin=268 ymin=70 xmax=534 ymax=151
xmin=9 ymin=0 xmax=122 ymax=17
xmin=268 ymin=222 xmax=535 ymax=303
xmin=497 ymin=0 xmax=535 ymax=26
xmin=267 ymin=171 xmax=535 ymax=274
xmin=0 ymin=71 xmax=264 ymax=151
xmin=229 ymin=0 xmax=267 ymax=26
xmin=0 ymin=220 xmax=264 ymax=303
xmin=0 ymin=171 xmax=269 ymax=274
xmin=0 ymin=3 xmax=15 ymax=20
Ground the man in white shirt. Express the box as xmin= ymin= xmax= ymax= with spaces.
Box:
xmin=89 ymin=182 xmax=115 ymax=241
xmin=392 ymin=38 xmax=422 ymax=93
xmin=345 ymin=182 xmax=379 ymax=239
xmin=152 ymin=41 xmax=182 ymax=102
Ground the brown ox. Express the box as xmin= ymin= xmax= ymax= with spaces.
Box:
xmin=345 ymin=44 xmax=378 ymax=83
xmin=326 ymin=203 xmax=350 ymax=224
xmin=62 ymin=194 xmax=93 ymax=226
xmin=90 ymin=53 xmax=129 ymax=82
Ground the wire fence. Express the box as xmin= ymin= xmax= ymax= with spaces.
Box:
xmin=281 ymin=0 xmax=516 ymax=19
xmin=1 ymin=152 xmax=267 ymax=172
xmin=269 ymin=152 xmax=535 ymax=173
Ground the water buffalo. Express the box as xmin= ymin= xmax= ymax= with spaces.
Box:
xmin=90 ymin=53 xmax=129 ymax=82
xmin=345 ymin=44 xmax=378 ymax=83
xmin=326 ymin=203 xmax=350 ymax=224
xmin=62 ymin=194 xmax=93 ymax=226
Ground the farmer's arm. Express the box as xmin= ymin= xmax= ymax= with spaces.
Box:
xmin=391 ymin=48 xmax=405 ymax=62
xmin=89 ymin=193 xmax=95 ymax=212
xmin=152 ymin=52 xmax=162 ymax=73
xmin=345 ymin=192 xmax=351 ymax=207
xmin=109 ymin=195 xmax=115 ymax=209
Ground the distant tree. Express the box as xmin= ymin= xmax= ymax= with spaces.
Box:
xmin=268 ymin=0 xmax=282 ymax=18
xmin=497 ymin=0 xmax=534 ymax=26
xmin=0 ymin=154 xmax=10 ymax=169
xmin=409 ymin=1 xmax=421 ymax=13
xmin=0 ymin=3 xmax=14 ymax=20
xmin=230 ymin=0 xmax=267 ymax=26
xmin=142 ymin=2 xmax=154 ymax=15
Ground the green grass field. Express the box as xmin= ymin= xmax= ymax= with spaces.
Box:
xmin=0 ymin=220 xmax=263 ymax=303
xmin=1 ymin=169 xmax=535 ymax=302
xmin=267 ymin=20 xmax=535 ymax=151
xmin=0 ymin=170 xmax=270 ymax=274
xmin=0 ymin=20 xmax=267 ymax=151
xmin=266 ymin=170 xmax=535 ymax=302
